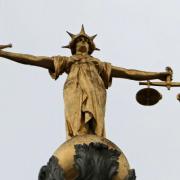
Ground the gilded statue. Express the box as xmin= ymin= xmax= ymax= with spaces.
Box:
xmin=0 ymin=25 xmax=171 ymax=139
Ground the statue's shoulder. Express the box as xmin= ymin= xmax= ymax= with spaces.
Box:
xmin=52 ymin=55 xmax=70 ymax=61
xmin=89 ymin=55 xmax=102 ymax=62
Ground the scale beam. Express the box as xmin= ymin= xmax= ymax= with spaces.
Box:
xmin=139 ymin=81 xmax=180 ymax=88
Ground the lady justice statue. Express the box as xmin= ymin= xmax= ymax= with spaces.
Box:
xmin=0 ymin=25 xmax=170 ymax=139
xmin=0 ymin=25 xmax=172 ymax=180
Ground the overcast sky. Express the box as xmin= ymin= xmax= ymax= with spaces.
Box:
xmin=0 ymin=0 xmax=180 ymax=179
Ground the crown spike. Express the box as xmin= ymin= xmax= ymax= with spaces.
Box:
xmin=62 ymin=45 xmax=70 ymax=49
xmin=95 ymin=47 xmax=100 ymax=51
xmin=80 ymin=24 xmax=86 ymax=35
xmin=91 ymin=34 xmax=97 ymax=40
xmin=66 ymin=31 xmax=75 ymax=38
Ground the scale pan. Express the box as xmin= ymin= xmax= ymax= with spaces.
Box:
xmin=177 ymin=94 xmax=180 ymax=101
xmin=136 ymin=88 xmax=162 ymax=106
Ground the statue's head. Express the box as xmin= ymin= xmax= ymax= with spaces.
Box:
xmin=62 ymin=25 xmax=100 ymax=55
xmin=75 ymin=36 xmax=90 ymax=55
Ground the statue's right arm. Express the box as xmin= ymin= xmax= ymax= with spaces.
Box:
xmin=0 ymin=50 xmax=55 ymax=72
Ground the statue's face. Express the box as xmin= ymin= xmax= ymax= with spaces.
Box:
xmin=75 ymin=37 xmax=90 ymax=54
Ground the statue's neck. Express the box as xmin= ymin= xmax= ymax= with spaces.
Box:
xmin=75 ymin=52 xmax=89 ymax=56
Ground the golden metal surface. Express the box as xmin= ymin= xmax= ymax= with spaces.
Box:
xmin=53 ymin=135 xmax=130 ymax=180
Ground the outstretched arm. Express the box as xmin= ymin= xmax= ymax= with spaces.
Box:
xmin=0 ymin=46 xmax=54 ymax=72
xmin=111 ymin=65 xmax=170 ymax=81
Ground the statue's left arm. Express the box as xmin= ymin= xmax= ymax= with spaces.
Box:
xmin=111 ymin=65 xmax=170 ymax=81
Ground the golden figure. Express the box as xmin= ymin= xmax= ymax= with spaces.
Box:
xmin=0 ymin=25 xmax=171 ymax=139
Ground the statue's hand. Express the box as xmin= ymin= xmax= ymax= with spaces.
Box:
xmin=159 ymin=67 xmax=173 ymax=81
xmin=159 ymin=72 xmax=171 ymax=81
xmin=0 ymin=44 xmax=12 ymax=57
xmin=0 ymin=44 xmax=12 ymax=50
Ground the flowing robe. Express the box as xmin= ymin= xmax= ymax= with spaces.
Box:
xmin=49 ymin=55 xmax=112 ymax=139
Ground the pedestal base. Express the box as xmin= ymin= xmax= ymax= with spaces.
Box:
xmin=39 ymin=135 xmax=136 ymax=180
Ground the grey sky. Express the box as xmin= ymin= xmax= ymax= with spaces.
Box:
xmin=0 ymin=0 xmax=180 ymax=179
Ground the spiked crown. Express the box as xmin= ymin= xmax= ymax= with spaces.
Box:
xmin=62 ymin=25 xmax=100 ymax=55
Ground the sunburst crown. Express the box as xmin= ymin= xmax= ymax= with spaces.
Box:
xmin=62 ymin=25 xmax=100 ymax=55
